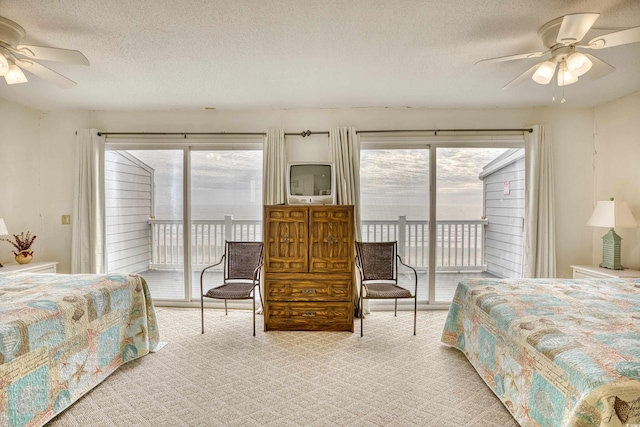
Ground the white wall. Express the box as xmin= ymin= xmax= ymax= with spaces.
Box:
xmin=537 ymin=107 xmax=596 ymax=277
xmin=592 ymin=90 xmax=640 ymax=269
xmin=0 ymin=99 xmax=42 ymax=267
xmin=1 ymin=100 xmax=606 ymax=276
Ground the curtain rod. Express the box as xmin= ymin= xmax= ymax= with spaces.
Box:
xmin=358 ymin=128 xmax=533 ymax=134
xmin=95 ymin=132 xmax=266 ymax=137
xmin=286 ymin=128 xmax=533 ymax=137
xmin=93 ymin=128 xmax=533 ymax=138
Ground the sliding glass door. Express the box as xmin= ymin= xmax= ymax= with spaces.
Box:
xmin=360 ymin=139 xmax=525 ymax=306
xmin=105 ymin=142 xmax=262 ymax=304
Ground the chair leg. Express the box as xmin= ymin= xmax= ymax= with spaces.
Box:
xmin=257 ymin=283 xmax=264 ymax=310
xmin=394 ymin=299 xmax=398 ymax=317
xmin=224 ymin=299 xmax=228 ymax=315
xmin=413 ymin=297 xmax=417 ymax=336
xmin=201 ymin=293 xmax=205 ymax=334
xmin=253 ymin=293 xmax=256 ymax=337
xmin=360 ymin=296 xmax=364 ymax=337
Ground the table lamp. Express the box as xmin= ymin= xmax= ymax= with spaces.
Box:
xmin=0 ymin=218 xmax=8 ymax=268
xmin=587 ymin=198 xmax=638 ymax=270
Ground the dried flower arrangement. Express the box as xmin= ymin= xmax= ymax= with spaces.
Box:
xmin=2 ymin=231 xmax=37 ymax=256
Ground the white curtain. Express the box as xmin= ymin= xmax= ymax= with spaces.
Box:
xmin=263 ymin=128 xmax=287 ymax=205
xmin=71 ymin=129 xmax=106 ymax=274
xmin=329 ymin=127 xmax=361 ymax=241
xmin=329 ymin=127 xmax=363 ymax=316
xmin=524 ymin=125 xmax=556 ymax=278
xmin=259 ymin=128 xmax=286 ymax=313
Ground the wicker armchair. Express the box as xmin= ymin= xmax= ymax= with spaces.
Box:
xmin=355 ymin=241 xmax=418 ymax=336
xmin=200 ymin=241 xmax=264 ymax=336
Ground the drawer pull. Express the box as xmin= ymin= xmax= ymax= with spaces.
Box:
xmin=302 ymin=289 xmax=316 ymax=294
xmin=301 ymin=311 xmax=316 ymax=317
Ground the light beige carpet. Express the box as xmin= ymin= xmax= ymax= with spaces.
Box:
xmin=47 ymin=308 xmax=518 ymax=426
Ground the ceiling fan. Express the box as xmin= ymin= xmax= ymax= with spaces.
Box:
xmin=0 ymin=16 xmax=89 ymax=88
xmin=477 ymin=13 xmax=640 ymax=100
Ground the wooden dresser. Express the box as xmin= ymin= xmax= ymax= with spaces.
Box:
xmin=264 ymin=205 xmax=354 ymax=332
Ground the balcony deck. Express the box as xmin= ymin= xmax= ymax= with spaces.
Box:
xmin=138 ymin=268 xmax=499 ymax=305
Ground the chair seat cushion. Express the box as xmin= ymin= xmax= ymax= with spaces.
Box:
xmin=205 ymin=282 xmax=257 ymax=299
xmin=364 ymin=282 xmax=412 ymax=299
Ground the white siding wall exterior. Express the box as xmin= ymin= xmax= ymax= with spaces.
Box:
xmin=480 ymin=150 xmax=525 ymax=278
xmin=105 ymin=151 xmax=154 ymax=273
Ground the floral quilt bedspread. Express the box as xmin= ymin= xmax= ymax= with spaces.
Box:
xmin=441 ymin=278 xmax=640 ymax=427
xmin=0 ymin=273 xmax=159 ymax=427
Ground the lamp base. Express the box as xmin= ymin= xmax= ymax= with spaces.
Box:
xmin=599 ymin=263 xmax=624 ymax=270
xmin=599 ymin=228 xmax=624 ymax=270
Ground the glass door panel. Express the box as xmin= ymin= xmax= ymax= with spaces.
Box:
xmin=105 ymin=149 xmax=185 ymax=300
xmin=359 ymin=148 xmax=430 ymax=303
xmin=434 ymin=147 xmax=523 ymax=302
xmin=190 ymin=150 xmax=263 ymax=301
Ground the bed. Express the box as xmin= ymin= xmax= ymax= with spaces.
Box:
xmin=0 ymin=272 xmax=159 ymax=427
xmin=441 ymin=277 xmax=640 ymax=427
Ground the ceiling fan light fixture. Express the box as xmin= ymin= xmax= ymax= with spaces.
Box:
xmin=0 ymin=54 xmax=8 ymax=76
xmin=532 ymin=61 xmax=557 ymax=84
xmin=557 ymin=62 xmax=578 ymax=86
xmin=566 ymin=52 xmax=592 ymax=77
xmin=4 ymin=63 xmax=28 ymax=84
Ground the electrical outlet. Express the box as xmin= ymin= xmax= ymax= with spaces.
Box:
xmin=62 ymin=215 xmax=71 ymax=225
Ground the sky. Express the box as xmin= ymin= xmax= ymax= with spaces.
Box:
xmin=360 ymin=147 xmax=512 ymax=220
xmin=125 ymin=147 xmax=515 ymax=221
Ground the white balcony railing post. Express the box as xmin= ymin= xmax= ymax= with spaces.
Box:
xmin=224 ymin=215 xmax=233 ymax=241
xmin=398 ymin=215 xmax=406 ymax=259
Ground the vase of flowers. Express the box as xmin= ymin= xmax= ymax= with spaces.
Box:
xmin=3 ymin=232 xmax=36 ymax=264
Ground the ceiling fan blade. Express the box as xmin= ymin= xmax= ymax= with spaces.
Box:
xmin=501 ymin=64 xmax=539 ymax=90
xmin=557 ymin=13 xmax=600 ymax=44
xmin=16 ymin=44 xmax=89 ymax=66
xmin=15 ymin=59 xmax=77 ymax=88
xmin=582 ymin=54 xmax=615 ymax=80
xmin=584 ymin=26 xmax=640 ymax=49
xmin=476 ymin=51 xmax=545 ymax=65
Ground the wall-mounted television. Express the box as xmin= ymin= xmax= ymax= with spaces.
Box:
xmin=286 ymin=162 xmax=336 ymax=205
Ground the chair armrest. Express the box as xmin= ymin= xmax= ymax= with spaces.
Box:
xmin=397 ymin=255 xmax=418 ymax=295
xmin=397 ymin=255 xmax=417 ymax=272
xmin=200 ymin=255 xmax=226 ymax=290
xmin=354 ymin=255 xmax=365 ymax=281
xmin=252 ymin=262 xmax=264 ymax=282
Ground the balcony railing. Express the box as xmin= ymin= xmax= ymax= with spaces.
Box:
xmin=149 ymin=216 xmax=487 ymax=271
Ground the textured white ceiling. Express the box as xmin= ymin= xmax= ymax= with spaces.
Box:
xmin=0 ymin=0 xmax=639 ymax=111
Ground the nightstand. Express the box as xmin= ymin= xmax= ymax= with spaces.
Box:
xmin=0 ymin=261 xmax=58 ymax=273
xmin=570 ymin=264 xmax=640 ymax=279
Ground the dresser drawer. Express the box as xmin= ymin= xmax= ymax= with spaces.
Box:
xmin=573 ymin=270 xmax=603 ymax=279
xmin=266 ymin=278 xmax=352 ymax=301
xmin=265 ymin=302 xmax=353 ymax=331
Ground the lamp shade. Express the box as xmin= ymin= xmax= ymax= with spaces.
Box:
xmin=4 ymin=64 xmax=27 ymax=85
xmin=557 ymin=62 xmax=578 ymax=86
xmin=587 ymin=200 xmax=638 ymax=228
xmin=0 ymin=55 xmax=8 ymax=77
xmin=0 ymin=218 xmax=8 ymax=237
xmin=532 ymin=61 xmax=557 ymax=85
xmin=566 ymin=52 xmax=592 ymax=77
